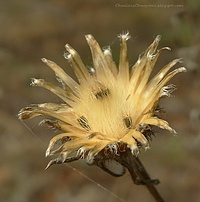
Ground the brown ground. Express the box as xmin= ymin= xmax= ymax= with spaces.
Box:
xmin=0 ymin=0 xmax=200 ymax=202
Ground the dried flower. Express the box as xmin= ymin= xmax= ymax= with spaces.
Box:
xmin=18 ymin=32 xmax=186 ymax=173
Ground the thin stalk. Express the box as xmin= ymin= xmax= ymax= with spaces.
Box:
xmin=115 ymin=149 xmax=165 ymax=202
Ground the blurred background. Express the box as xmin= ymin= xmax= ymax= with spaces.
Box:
xmin=0 ymin=0 xmax=200 ymax=202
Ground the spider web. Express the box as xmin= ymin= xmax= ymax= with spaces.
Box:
xmin=19 ymin=119 xmax=127 ymax=202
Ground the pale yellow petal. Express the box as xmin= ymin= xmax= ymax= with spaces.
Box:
xmin=142 ymin=117 xmax=176 ymax=134
xmin=31 ymin=78 xmax=75 ymax=105
xmin=42 ymin=58 xmax=79 ymax=95
xmin=118 ymin=32 xmax=130 ymax=83
xmin=103 ymin=47 xmax=118 ymax=77
xmin=65 ymin=44 xmax=91 ymax=82
xmin=85 ymin=34 xmax=114 ymax=81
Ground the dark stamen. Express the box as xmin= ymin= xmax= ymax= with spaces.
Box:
xmin=123 ymin=117 xmax=132 ymax=129
xmin=94 ymin=88 xmax=110 ymax=100
xmin=77 ymin=116 xmax=91 ymax=130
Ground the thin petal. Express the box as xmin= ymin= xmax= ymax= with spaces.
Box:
xmin=65 ymin=44 xmax=91 ymax=83
xmin=135 ymin=47 xmax=171 ymax=95
xmin=31 ymin=78 xmax=76 ymax=105
xmin=46 ymin=133 xmax=71 ymax=156
xmin=85 ymin=34 xmax=114 ymax=81
xmin=18 ymin=104 xmax=80 ymax=128
xmin=39 ymin=119 xmax=88 ymax=135
xmin=103 ymin=47 xmax=118 ymax=77
xmin=142 ymin=67 xmax=186 ymax=113
xmin=87 ymin=141 xmax=111 ymax=161
xmin=42 ymin=58 xmax=79 ymax=95
xmin=142 ymin=117 xmax=176 ymax=133
xmin=132 ymin=130 xmax=149 ymax=149
xmin=120 ymin=132 xmax=139 ymax=155
xmin=156 ymin=67 xmax=186 ymax=92
xmin=118 ymin=32 xmax=130 ymax=83
xmin=130 ymin=35 xmax=161 ymax=92
xmin=147 ymin=58 xmax=182 ymax=91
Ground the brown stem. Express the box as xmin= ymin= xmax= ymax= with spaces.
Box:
xmin=115 ymin=149 xmax=165 ymax=202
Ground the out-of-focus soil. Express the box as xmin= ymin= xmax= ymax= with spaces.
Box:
xmin=0 ymin=1 xmax=200 ymax=202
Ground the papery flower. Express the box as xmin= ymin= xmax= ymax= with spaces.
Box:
xmin=18 ymin=32 xmax=186 ymax=174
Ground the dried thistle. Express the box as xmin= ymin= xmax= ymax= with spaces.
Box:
xmin=18 ymin=32 xmax=185 ymax=201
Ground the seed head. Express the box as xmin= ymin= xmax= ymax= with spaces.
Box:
xmin=18 ymin=32 xmax=186 ymax=171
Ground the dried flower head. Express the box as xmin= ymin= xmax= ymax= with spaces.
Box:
xmin=18 ymin=32 xmax=186 ymax=173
